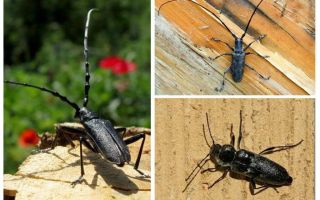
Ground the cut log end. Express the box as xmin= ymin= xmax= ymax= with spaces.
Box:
xmin=4 ymin=129 xmax=151 ymax=200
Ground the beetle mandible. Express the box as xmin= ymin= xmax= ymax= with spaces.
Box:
xmin=5 ymin=9 xmax=148 ymax=185
xmin=158 ymin=0 xmax=270 ymax=92
xmin=183 ymin=110 xmax=303 ymax=195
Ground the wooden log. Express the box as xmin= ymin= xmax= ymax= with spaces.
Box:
xmin=4 ymin=129 xmax=151 ymax=200
xmin=155 ymin=0 xmax=314 ymax=95
xmin=155 ymin=98 xmax=314 ymax=200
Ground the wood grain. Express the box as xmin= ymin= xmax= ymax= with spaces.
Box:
xmin=155 ymin=99 xmax=314 ymax=199
xmin=4 ymin=134 xmax=151 ymax=200
xmin=155 ymin=0 xmax=314 ymax=95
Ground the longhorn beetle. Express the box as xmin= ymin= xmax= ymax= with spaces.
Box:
xmin=183 ymin=110 xmax=303 ymax=195
xmin=158 ymin=0 xmax=270 ymax=92
xmin=5 ymin=9 xmax=148 ymax=185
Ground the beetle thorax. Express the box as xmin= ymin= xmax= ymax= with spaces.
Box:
xmin=234 ymin=38 xmax=243 ymax=53
xmin=77 ymin=107 xmax=98 ymax=122
xmin=210 ymin=144 xmax=236 ymax=167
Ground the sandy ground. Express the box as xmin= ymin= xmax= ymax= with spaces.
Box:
xmin=155 ymin=99 xmax=314 ymax=200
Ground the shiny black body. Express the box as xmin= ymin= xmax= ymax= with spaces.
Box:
xmin=212 ymin=145 xmax=293 ymax=187
xmin=183 ymin=111 xmax=302 ymax=195
xmin=79 ymin=108 xmax=131 ymax=165
xmin=230 ymin=39 xmax=246 ymax=82
xmin=159 ymin=0 xmax=270 ymax=92
xmin=5 ymin=9 xmax=147 ymax=185
xmin=232 ymin=149 xmax=292 ymax=186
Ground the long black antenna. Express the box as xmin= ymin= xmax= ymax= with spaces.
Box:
xmin=158 ymin=0 xmax=237 ymax=39
xmin=183 ymin=153 xmax=210 ymax=192
xmin=205 ymin=112 xmax=215 ymax=145
xmin=5 ymin=81 xmax=80 ymax=112
xmin=240 ymin=0 xmax=264 ymax=39
xmin=83 ymin=8 xmax=98 ymax=108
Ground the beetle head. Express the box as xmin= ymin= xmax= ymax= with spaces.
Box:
xmin=211 ymin=144 xmax=236 ymax=167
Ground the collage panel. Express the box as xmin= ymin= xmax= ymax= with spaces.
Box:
xmin=155 ymin=0 xmax=314 ymax=95
xmin=155 ymin=98 xmax=314 ymax=199
xmin=1 ymin=0 xmax=318 ymax=200
xmin=4 ymin=1 xmax=150 ymax=199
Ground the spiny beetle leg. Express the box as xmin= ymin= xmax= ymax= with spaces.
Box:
xmin=215 ymin=67 xmax=231 ymax=92
xmin=245 ymin=64 xmax=271 ymax=80
xmin=259 ymin=139 xmax=303 ymax=155
xmin=124 ymin=133 xmax=148 ymax=177
xmin=71 ymin=136 xmax=85 ymax=186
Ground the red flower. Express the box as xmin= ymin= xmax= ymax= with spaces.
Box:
xmin=19 ymin=129 xmax=39 ymax=147
xmin=99 ymin=56 xmax=136 ymax=74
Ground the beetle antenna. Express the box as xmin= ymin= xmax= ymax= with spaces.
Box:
xmin=158 ymin=0 xmax=237 ymax=39
xmin=202 ymin=124 xmax=211 ymax=148
xmin=5 ymin=81 xmax=80 ymax=112
xmin=83 ymin=8 xmax=98 ymax=108
xmin=206 ymin=112 xmax=215 ymax=145
xmin=241 ymin=0 xmax=264 ymax=39
xmin=183 ymin=153 xmax=210 ymax=192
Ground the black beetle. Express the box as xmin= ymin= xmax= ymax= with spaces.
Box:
xmin=5 ymin=9 xmax=148 ymax=185
xmin=183 ymin=110 xmax=303 ymax=195
xmin=158 ymin=0 xmax=270 ymax=92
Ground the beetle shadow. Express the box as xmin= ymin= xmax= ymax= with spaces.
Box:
xmin=82 ymin=150 xmax=149 ymax=195
xmin=82 ymin=148 xmax=151 ymax=195
xmin=18 ymin=148 xmax=146 ymax=195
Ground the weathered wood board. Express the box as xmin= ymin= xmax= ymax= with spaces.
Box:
xmin=155 ymin=99 xmax=314 ymax=199
xmin=155 ymin=0 xmax=314 ymax=95
xmin=4 ymin=132 xmax=151 ymax=200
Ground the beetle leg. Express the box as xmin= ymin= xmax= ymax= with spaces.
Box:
xmin=210 ymin=38 xmax=234 ymax=51
xmin=244 ymin=35 xmax=266 ymax=51
xmin=259 ymin=139 xmax=303 ymax=155
xmin=249 ymin=179 xmax=270 ymax=195
xmin=50 ymin=125 xmax=76 ymax=150
xmin=245 ymin=64 xmax=271 ymax=80
xmin=201 ymin=167 xmax=217 ymax=174
xmin=245 ymin=52 xmax=269 ymax=59
xmin=124 ymin=133 xmax=148 ymax=176
xmin=215 ymin=67 xmax=231 ymax=92
xmin=208 ymin=170 xmax=228 ymax=189
xmin=210 ymin=53 xmax=232 ymax=61
xmin=71 ymin=136 xmax=85 ymax=186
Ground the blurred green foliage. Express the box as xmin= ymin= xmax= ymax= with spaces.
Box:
xmin=4 ymin=0 xmax=150 ymax=174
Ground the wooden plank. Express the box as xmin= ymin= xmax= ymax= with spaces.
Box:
xmin=155 ymin=98 xmax=314 ymax=200
xmin=155 ymin=0 xmax=314 ymax=94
